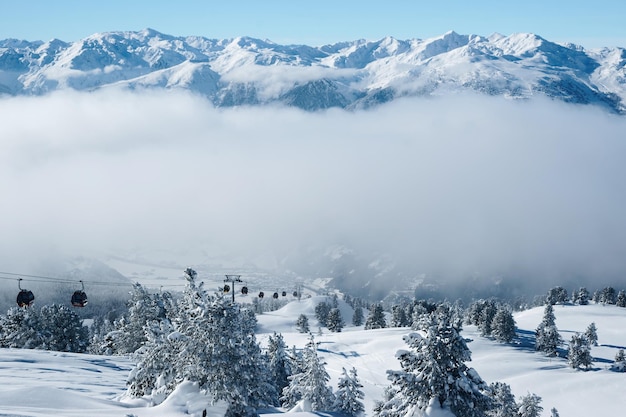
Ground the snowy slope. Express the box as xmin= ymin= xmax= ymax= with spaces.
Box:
xmin=1 ymin=301 xmax=625 ymax=416
xmin=1 ymin=29 xmax=624 ymax=112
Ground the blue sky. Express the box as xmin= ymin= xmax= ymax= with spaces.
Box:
xmin=1 ymin=0 xmax=625 ymax=48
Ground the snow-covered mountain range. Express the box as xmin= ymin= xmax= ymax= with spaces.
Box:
xmin=1 ymin=28 xmax=625 ymax=113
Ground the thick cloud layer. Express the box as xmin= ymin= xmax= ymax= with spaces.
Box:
xmin=1 ymin=90 xmax=625 ymax=287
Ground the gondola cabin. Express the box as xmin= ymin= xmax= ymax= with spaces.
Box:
xmin=282 ymin=291 xmax=287 ymax=297
xmin=273 ymin=292 xmax=279 ymax=299
xmin=258 ymin=291 xmax=264 ymax=298
xmin=71 ymin=290 xmax=88 ymax=307
xmin=17 ymin=289 xmax=35 ymax=308
xmin=241 ymin=286 xmax=249 ymax=295
xmin=223 ymin=284 xmax=231 ymax=293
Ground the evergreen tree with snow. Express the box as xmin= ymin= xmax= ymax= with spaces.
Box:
xmin=611 ymin=349 xmax=626 ymax=372
xmin=0 ymin=307 xmax=42 ymax=349
xmin=267 ymin=332 xmax=292 ymax=397
xmin=616 ymin=290 xmax=626 ymax=307
xmin=0 ymin=304 xmax=88 ymax=352
xmin=490 ymin=307 xmax=516 ymax=343
xmin=352 ymin=306 xmax=364 ymax=326
xmin=568 ymin=333 xmax=593 ymax=370
xmin=517 ymin=393 xmax=543 ymax=417
xmin=326 ymin=307 xmax=344 ymax=332
xmin=550 ymin=407 xmax=560 ymax=417
xmin=584 ymin=322 xmax=598 ymax=346
xmin=128 ymin=268 xmax=276 ymax=416
xmin=333 ymin=367 xmax=365 ymax=416
xmin=364 ymin=303 xmax=387 ymax=330
xmin=478 ymin=300 xmax=498 ymax=337
xmin=296 ymin=314 xmax=310 ymax=333
xmin=546 ymin=286 xmax=569 ymax=305
xmin=39 ymin=304 xmax=89 ymax=352
xmin=281 ymin=334 xmax=335 ymax=412
xmin=374 ymin=305 xmax=490 ymax=417
xmin=315 ymin=301 xmax=331 ymax=327
xmin=390 ymin=305 xmax=408 ymax=327
xmin=535 ymin=304 xmax=562 ymax=357
xmin=575 ymin=287 xmax=590 ymax=305
xmin=487 ymin=382 xmax=517 ymax=417
xmin=601 ymin=286 xmax=617 ymax=304
xmin=107 ymin=283 xmax=165 ymax=354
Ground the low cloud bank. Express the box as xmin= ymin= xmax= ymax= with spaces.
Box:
xmin=1 ymin=90 xmax=625 ymax=290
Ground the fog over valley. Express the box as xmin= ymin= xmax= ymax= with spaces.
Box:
xmin=1 ymin=90 xmax=625 ymax=299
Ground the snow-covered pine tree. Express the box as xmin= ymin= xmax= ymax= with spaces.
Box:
xmin=267 ymin=332 xmax=292 ymax=398
xmin=568 ymin=333 xmax=592 ymax=370
xmin=88 ymin=315 xmax=116 ymax=354
xmin=390 ymin=305 xmax=408 ymax=327
xmin=364 ymin=303 xmax=387 ymax=330
xmin=281 ymin=334 xmax=335 ymax=412
xmin=575 ymin=287 xmax=590 ymax=305
xmin=296 ymin=314 xmax=310 ymax=333
xmin=546 ymin=286 xmax=568 ymax=305
xmin=601 ymin=286 xmax=617 ymax=304
xmin=333 ymin=367 xmax=365 ymax=416
xmin=127 ymin=318 xmax=180 ymax=398
xmin=487 ymin=382 xmax=517 ymax=417
xmin=107 ymin=283 xmax=164 ymax=354
xmin=611 ymin=349 xmax=626 ymax=372
xmin=616 ymin=290 xmax=626 ymax=307
xmin=39 ymin=304 xmax=89 ymax=352
xmin=127 ymin=268 xmax=276 ymax=416
xmin=584 ymin=322 xmax=598 ymax=346
xmin=0 ymin=306 xmax=42 ymax=348
xmin=517 ymin=393 xmax=543 ymax=417
xmin=535 ymin=304 xmax=562 ymax=357
xmin=0 ymin=304 xmax=88 ymax=352
xmin=352 ymin=306 xmax=364 ymax=326
xmin=315 ymin=301 xmax=331 ymax=327
xmin=374 ymin=305 xmax=490 ymax=417
xmin=550 ymin=407 xmax=560 ymax=417
xmin=478 ymin=301 xmax=498 ymax=337
xmin=326 ymin=307 xmax=344 ymax=332
xmin=490 ymin=307 xmax=516 ymax=343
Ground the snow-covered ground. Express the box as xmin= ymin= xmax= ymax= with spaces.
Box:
xmin=1 ymin=300 xmax=625 ymax=416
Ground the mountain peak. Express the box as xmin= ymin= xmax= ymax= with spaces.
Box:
xmin=0 ymin=29 xmax=624 ymax=114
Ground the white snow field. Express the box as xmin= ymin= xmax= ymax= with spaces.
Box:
xmin=0 ymin=298 xmax=625 ymax=416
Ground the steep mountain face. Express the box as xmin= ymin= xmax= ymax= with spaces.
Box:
xmin=1 ymin=29 xmax=625 ymax=113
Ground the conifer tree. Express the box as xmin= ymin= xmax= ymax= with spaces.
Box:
xmin=315 ymin=301 xmax=331 ymax=327
xmin=281 ymin=334 xmax=335 ymax=411
xmin=333 ymin=367 xmax=365 ymax=416
xmin=535 ymin=304 xmax=562 ymax=357
xmin=487 ymin=382 xmax=517 ymax=417
xmin=584 ymin=322 xmax=598 ymax=346
xmin=611 ymin=349 xmax=626 ymax=372
xmin=517 ymin=393 xmax=543 ymax=417
xmin=491 ymin=307 xmax=516 ymax=343
xmin=390 ymin=305 xmax=408 ymax=327
xmin=326 ymin=307 xmax=344 ymax=332
xmin=128 ymin=268 xmax=276 ymax=416
xmin=364 ymin=303 xmax=387 ymax=330
xmin=352 ymin=306 xmax=364 ymax=326
xmin=576 ymin=287 xmax=590 ymax=305
xmin=374 ymin=306 xmax=490 ymax=417
xmin=267 ymin=332 xmax=292 ymax=397
xmin=617 ymin=290 xmax=626 ymax=307
xmin=296 ymin=314 xmax=310 ymax=333
xmin=568 ymin=333 xmax=592 ymax=370
xmin=39 ymin=304 xmax=89 ymax=352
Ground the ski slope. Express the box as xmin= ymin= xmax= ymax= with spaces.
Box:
xmin=0 ymin=299 xmax=624 ymax=416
